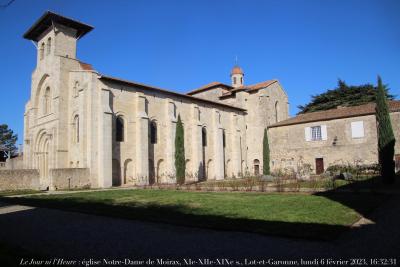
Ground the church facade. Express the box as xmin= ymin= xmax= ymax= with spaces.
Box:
xmin=22 ymin=12 xmax=289 ymax=189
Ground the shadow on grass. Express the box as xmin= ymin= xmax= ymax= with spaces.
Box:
xmin=1 ymin=197 xmax=346 ymax=241
xmin=1 ymin=175 xmax=396 ymax=242
xmin=314 ymin=175 xmax=395 ymax=222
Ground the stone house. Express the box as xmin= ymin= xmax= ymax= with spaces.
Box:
xmin=16 ymin=11 xmax=289 ymax=189
xmin=268 ymin=101 xmax=400 ymax=176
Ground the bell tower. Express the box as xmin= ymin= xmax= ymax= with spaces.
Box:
xmin=231 ymin=65 xmax=244 ymax=88
xmin=23 ymin=11 xmax=93 ymax=65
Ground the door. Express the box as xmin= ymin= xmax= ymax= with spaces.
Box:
xmin=315 ymin=158 xmax=324 ymax=174
xmin=254 ymin=165 xmax=260 ymax=176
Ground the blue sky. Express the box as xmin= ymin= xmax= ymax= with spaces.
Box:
xmin=0 ymin=0 xmax=399 ymax=144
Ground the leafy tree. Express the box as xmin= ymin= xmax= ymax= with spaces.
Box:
xmin=376 ymin=76 xmax=396 ymax=184
xmin=263 ymin=128 xmax=270 ymax=175
xmin=175 ymin=115 xmax=185 ymax=184
xmin=0 ymin=124 xmax=18 ymax=161
xmin=298 ymin=79 xmax=394 ymax=114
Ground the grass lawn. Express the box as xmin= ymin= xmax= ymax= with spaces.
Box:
xmin=1 ymin=189 xmax=386 ymax=240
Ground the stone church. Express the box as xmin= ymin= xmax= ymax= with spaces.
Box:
xmin=21 ymin=11 xmax=289 ymax=189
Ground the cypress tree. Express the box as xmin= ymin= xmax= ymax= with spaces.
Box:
xmin=263 ymin=128 xmax=270 ymax=175
xmin=175 ymin=115 xmax=185 ymax=184
xmin=376 ymin=76 xmax=396 ymax=184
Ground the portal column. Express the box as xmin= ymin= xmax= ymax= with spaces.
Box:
xmin=135 ymin=92 xmax=149 ymax=185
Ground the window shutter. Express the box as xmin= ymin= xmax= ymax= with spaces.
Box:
xmin=305 ymin=127 xmax=311 ymax=141
xmin=321 ymin=125 xmax=327 ymax=140
xmin=351 ymin=121 xmax=364 ymax=138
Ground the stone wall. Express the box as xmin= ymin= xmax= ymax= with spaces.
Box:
xmin=50 ymin=168 xmax=90 ymax=190
xmin=0 ymin=169 xmax=40 ymax=190
xmin=5 ymin=155 xmax=24 ymax=170
xmin=268 ymin=114 xmax=379 ymax=177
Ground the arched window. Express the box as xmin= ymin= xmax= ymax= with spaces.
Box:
xmin=240 ymin=77 xmax=243 ymax=84
xmin=202 ymin=127 xmax=207 ymax=147
xmin=222 ymin=130 xmax=226 ymax=148
xmin=74 ymin=115 xmax=80 ymax=143
xmin=116 ymin=116 xmax=124 ymax=142
xmin=47 ymin=37 xmax=51 ymax=55
xmin=150 ymin=121 xmax=157 ymax=144
xmin=274 ymin=101 xmax=279 ymax=123
xmin=43 ymin=87 xmax=51 ymax=114
xmin=233 ymin=77 xmax=237 ymax=85
xmin=40 ymin=43 xmax=45 ymax=60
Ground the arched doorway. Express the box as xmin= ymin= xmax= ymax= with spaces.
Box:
xmin=35 ymin=131 xmax=51 ymax=189
xmin=123 ymin=159 xmax=133 ymax=185
xmin=254 ymin=159 xmax=260 ymax=176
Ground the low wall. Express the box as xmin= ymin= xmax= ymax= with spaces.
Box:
xmin=50 ymin=168 xmax=91 ymax=190
xmin=6 ymin=156 xmax=24 ymax=170
xmin=0 ymin=169 xmax=40 ymax=190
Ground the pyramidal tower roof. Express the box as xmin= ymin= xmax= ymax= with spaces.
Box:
xmin=23 ymin=11 xmax=94 ymax=41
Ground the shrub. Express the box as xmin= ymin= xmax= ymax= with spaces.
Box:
xmin=326 ymin=164 xmax=379 ymax=176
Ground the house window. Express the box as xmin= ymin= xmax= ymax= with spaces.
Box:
xmin=150 ymin=121 xmax=157 ymax=144
xmin=116 ymin=116 xmax=124 ymax=142
xmin=311 ymin=126 xmax=322 ymax=141
xmin=351 ymin=121 xmax=364 ymax=138
xmin=305 ymin=125 xmax=327 ymax=141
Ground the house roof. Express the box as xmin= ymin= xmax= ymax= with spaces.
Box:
xmin=23 ymin=11 xmax=94 ymax=41
xmin=188 ymin=79 xmax=278 ymax=97
xmin=221 ymin=80 xmax=278 ymax=97
xmin=187 ymin=82 xmax=232 ymax=95
xmin=268 ymin=101 xmax=400 ymax=128
xmin=99 ymin=75 xmax=246 ymax=112
xmin=79 ymin=61 xmax=94 ymax=71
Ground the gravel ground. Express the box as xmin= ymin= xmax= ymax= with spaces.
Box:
xmin=0 ymin=195 xmax=399 ymax=262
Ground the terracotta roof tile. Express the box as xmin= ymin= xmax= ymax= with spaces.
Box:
xmin=269 ymin=101 xmax=400 ymax=128
xmin=188 ymin=79 xmax=278 ymax=97
xmin=79 ymin=61 xmax=94 ymax=70
xmin=247 ymin=80 xmax=278 ymax=91
xmin=231 ymin=65 xmax=244 ymax=75
xmin=219 ymin=80 xmax=278 ymax=98
xmin=187 ymin=82 xmax=232 ymax=95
